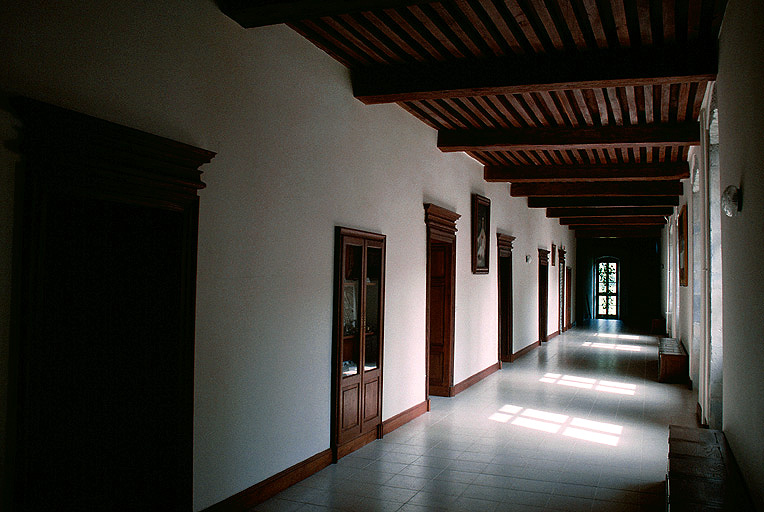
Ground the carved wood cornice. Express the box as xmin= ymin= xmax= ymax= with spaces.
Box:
xmin=538 ymin=248 xmax=550 ymax=266
xmin=424 ymin=203 xmax=460 ymax=239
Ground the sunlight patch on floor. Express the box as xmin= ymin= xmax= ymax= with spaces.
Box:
xmin=582 ymin=341 xmax=642 ymax=352
xmin=488 ymin=404 xmax=623 ymax=446
xmin=539 ymin=373 xmax=637 ymax=395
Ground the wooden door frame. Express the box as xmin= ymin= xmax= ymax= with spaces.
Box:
xmin=8 ymin=97 xmax=213 ymax=510
xmin=538 ymin=249 xmax=550 ymax=342
xmin=565 ymin=266 xmax=572 ymax=330
xmin=424 ymin=204 xmax=460 ymax=404
xmin=558 ymin=247 xmax=566 ymax=334
xmin=497 ymin=234 xmax=515 ymax=363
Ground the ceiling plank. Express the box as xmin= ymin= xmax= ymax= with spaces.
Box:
xmin=219 ymin=0 xmax=438 ymax=28
xmin=353 ymin=43 xmax=717 ymax=104
xmin=546 ymin=206 xmax=675 ymax=217
xmin=560 ymin=216 xmax=667 ymax=225
xmin=484 ymin=161 xmax=689 ymax=182
xmin=511 ymin=180 xmax=683 ymax=197
xmin=439 ymin=122 xmax=700 ymax=152
xmin=527 ymin=196 xmax=680 ymax=207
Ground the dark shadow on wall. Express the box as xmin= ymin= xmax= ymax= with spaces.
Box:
xmin=575 ymin=237 xmax=663 ymax=333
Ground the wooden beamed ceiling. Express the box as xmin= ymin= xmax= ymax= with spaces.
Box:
xmin=219 ymin=0 xmax=726 ymax=238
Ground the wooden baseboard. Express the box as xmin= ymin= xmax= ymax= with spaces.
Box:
xmin=382 ymin=400 xmax=428 ymax=436
xmin=203 ymin=449 xmax=333 ymax=512
xmin=547 ymin=330 xmax=560 ymax=341
xmin=509 ymin=341 xmax=540 ymax=362
xmin=452 ymin=361 xmax=501 ymax=395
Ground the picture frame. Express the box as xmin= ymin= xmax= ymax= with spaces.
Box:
xmin=678 ymin=204 xmax=688 ymax=287
xmin=471 ymin=194 xmax=490 ymax=274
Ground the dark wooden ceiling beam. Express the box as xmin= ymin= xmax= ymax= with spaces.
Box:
xmin=484 ymin=162 xmax=689 ymax=182
xmin=439 ymin=122 xmax=699 ymax=152
xmin=218 ymin=0 xmax=435 ymax=28
xmin=353 ymin=44 xmax=717 ymax=104
xmin=511 ymin=180 xmax=682 ymax=197
xmin=528 ymin=196 xmax=680 ymax=208
xmin=560 ymin=216 xmax=667 ymax=225
xmin=546 ymin=206 xmax=675 ymax=218
xmin=574 ymin=226 xmax=664 ymax=238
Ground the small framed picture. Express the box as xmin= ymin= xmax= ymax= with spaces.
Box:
xmin=471 ymin=194 xmax=490 ymax=274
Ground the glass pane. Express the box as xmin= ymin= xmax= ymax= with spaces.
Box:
xmin=607 ymin=296 xmax=617 ymax=316
xmin=598 ymin=296 xmax=608 ymax=316
xmin=364 ymin=247 xmax=382 ymax=370
xmin=342 ymin=244 xmax=362 ymax=377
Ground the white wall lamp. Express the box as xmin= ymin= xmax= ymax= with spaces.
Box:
xmin=721 ymin=185 xmax=742 ymax=217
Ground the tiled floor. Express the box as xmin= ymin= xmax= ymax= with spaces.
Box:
xmin=255 ymin=322 xmax=697 ymax=511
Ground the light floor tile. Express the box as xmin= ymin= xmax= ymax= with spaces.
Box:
xmin=254 ymin=323 xmax=697 ymax=512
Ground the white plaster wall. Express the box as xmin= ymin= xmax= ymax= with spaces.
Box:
xmin=717 ymin=0 xmax=764 ymax=507
xmin=0 ymin=1 xmax=574 ymax=509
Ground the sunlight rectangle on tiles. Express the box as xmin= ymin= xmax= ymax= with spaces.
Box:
xmin=558 ymin=380 xmax=593 ymax=389
xmin=544 ymin=373 xmax=562 ymax=379
xmin=570 ymin=418 xmax=623 ymax=435
xmin=595 ymin=385 xmax=635 ymax=395
xmin=563 ymin=375 xmax=597 ymax=383
xmin=499 ymin=404 xmax=523 ymax=414
xmin=599 ymin=380 xmax=637 ymax=390
xmin=522 ymin=409 xmax=568 ymax=424
xmin=489 ymin=412 xmax=512 ymax=423
xmin=562 ymin=427 xmax=619 ymax=446
xmin=512 ymin=416 xmax=561 ymax=434
xmin=539 ymin=377 xmax=558 ymax=384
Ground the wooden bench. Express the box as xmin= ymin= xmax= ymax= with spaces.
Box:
xmin=667 ymin=425 xmax=755 ymax=511
xmin=659 ymin=337 xmax=688 ymax=383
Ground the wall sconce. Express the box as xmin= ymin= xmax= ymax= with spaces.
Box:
xmin=721 ymin=185 xmax=742 ymax=217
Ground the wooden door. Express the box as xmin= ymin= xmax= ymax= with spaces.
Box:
xmin=538 ymin=249 xmax=550 ymax=342
xmin=424 ymin=204 xmax=459 ymax=400
xmin=428 ymin=242 xmax=453 ymax=394
xmin=497 ymin=234 xmax=515 ymax=363
xmin=333 ymin=228 xmax=385 ymax=460
xmin=10 ymin=97 xmax=213 ymax=511
xmin=565 ymin=266 xmax=572 ymax=330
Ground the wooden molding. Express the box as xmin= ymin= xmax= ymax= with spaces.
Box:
xmin=485 ymin=162 xmax=690 ymax=183
xmin=528 ymin=196 xmax=680 ymax=208
xmin=202 ymin=450 xmax=333 ymax=512
xmin=452 ymin=362 xmax=501 ymax=396
xmin=509 ymin=341 xmax=541 ymax=362
xmin=381 ymin=401 xmax=428 ymax=436
xmin=547 ymin=330 xmax=560 ymax=341
xmin=538 ymin=248 xmax=550 ymax=266
xmin=497 ymin=233 xmax=516 ymax=257
xmin=439 ymin=123 xmax=699 ymax=153
xmin=546 ymin=207 xmax=675 ymax=218
xmin=353 ymin=44 xmax=717 ymax=104
xmin=512 ymin=181 xmax=682 ymax=197
xmin=423 ymin=203 xmax=460 ymax=238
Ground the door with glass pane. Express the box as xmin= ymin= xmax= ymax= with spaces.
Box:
xmin=596 ymin=258 xmax=619 ymax=319
xmin=333 ymin=227 xmax=385 ymax=460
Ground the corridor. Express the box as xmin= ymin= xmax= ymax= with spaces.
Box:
xmin=256 ymin=324 xmax=696 ymax=512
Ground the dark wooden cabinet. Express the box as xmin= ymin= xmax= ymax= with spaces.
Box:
xmin=333 ymin=227 xmax=385 ymax=460
xmin=8 ymin=98 xmax=214 ymax=511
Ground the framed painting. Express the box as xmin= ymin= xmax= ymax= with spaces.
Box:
xmin=471 ymin=194 xmax=490 ymax=274
xmin=678 ymin=204 xmax=688 ymax=287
